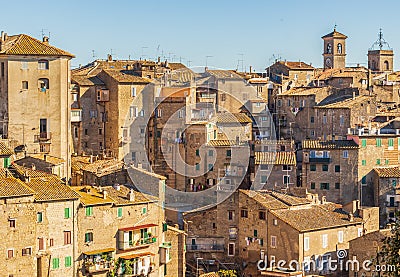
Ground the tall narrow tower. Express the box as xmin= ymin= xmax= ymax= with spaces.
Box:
xmin=322 ymin=27 xmax=347 ymax=70
xmin=368 ymin=29 xmax=394 ymax=73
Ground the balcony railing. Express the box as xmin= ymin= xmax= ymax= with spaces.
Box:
xmin=119 ymin=237 xmax=157 ymax=250
xmin=34 ymin=132 xmax=52 ymax=143
xmin=186 ymin=244 xmax=224 ymax=252
xmin=71 ymin=109 xmax=82 ymax=122
xmin=309 ymin=157 xmax=331 ymax=163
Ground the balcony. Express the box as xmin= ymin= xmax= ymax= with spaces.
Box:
xmin=186 ymin=243 xmax=224 ymax=252
xmin=118 ymin=224 xmax=158 ymax=250
xmin=83 ymin=248 xmax=115 ymax=274
xmin=34 ymin=132 xmax=52 ymax=143
xmin=71 ymin=109 xmax=82 ymax=122
xmin=309 ymin=157 xmax=331 ymax=163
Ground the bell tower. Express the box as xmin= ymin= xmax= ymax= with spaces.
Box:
xmin=322 ymin=26 xmax=347 ymax=70
xmin=368 ymin=29 xmax=394 ymax=73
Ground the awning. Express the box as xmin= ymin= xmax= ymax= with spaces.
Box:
xmin=119 ymin=223 xmax=157 ymax=232
xmin=83 ymin=247 xmax=115 ymax=256
xmin=120 ymin=252 xmax=155 ymax=260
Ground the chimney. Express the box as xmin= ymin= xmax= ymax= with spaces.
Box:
xmin=107 ymin=54 xmax=112 ymax=62
xmin=42 ymin=36 xmax=49 ymax=45
xmin=128 ymin=189 xmax=135 ymax=201
xmin=25 ymin=176 xmax=31 ymax=183
xmin=157 ymin=56 xmax=161 ymax=63
xmin=113 ymin=183 xmax=120 ymax=191
xmin=31 ymin=164 xmax=36 ymax=171
xmin=102 ymin=190 xmax=107 ymax=200
xmin=43 ymin=154 xmax=48 ymax=162
xmin=249 ymin=66 xmax=252 ymax=73
xmin=348 ymin=212 xmax=354 ymax=222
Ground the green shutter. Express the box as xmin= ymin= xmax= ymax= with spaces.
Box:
xmin=37 ymin=212 xmax=43 ymax=223
xmin=86 ymin=206 xmax=93 ymax=216
xmin=52 ymin=258 xmax=59 ymax=269
xmin=64 ymin=208 xmax=70 ymax=219
xmin=142 ymin=207 xmax=147 ymax=214
xmin=376 ymin=138 xmax=382 ymax=147
xmin=389 ymin=138 xmax=394 ymax=147
xmin=362 ymin=160 xmax=366 ymax=166
xmin=65 ymin=256 xmax=72 ymax=267
xmin=377 ymin=159 xmax=381 ymax=165
xmin=310 ymin=183 xmax=315 ymax=189
xmin=227 ymin=149 xmax=232 ymax=157
xmin=117 ymin=207 xmax=123 ymax=218
xmin=3 ymin=157 xmax=10 ymax=168
xmin=85 ymin=232 xmax=90 ymax=243
xmin=163 ymin=223 xmax=168 ymax=232
xmin=361 ymin=139 xmax=367 ymax=147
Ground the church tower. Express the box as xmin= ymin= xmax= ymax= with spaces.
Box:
xmin=368 ymin=29 xmax=394 ymax=73
xmin=322 ymin=27 xmax=347 ymax=70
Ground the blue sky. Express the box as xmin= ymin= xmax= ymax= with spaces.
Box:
xmin=3 ymin=0 xmax=400 ymax=71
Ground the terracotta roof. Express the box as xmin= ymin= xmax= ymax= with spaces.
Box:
xmin=279 ymin=86 xmax=330 ymax=96
xmin=273 ymin=61 xmax=314 ymax=70
xmin=270 ymin=191 xmax=311 ymax=206
xmin=255 ymin=151 xmax=296 ymax=165
xmin=25 ymin=176 xmax=80 ymax=201
xmin=302 ymin=140 xmax=359 ymax=149
xmin=0 ymin=168 xmax=12 ymax=178
xmin=127 ymin=166 xmax=167 ymax=180
xmin=0 ymin=142 xmax=13 ymax=156
xmin=102 ymin=69 xmax=152 ymax=83
xmin=322 ymin=29 xmax=348 ymax=39
xmin=71 ymin=186 xmax=115 ymax=206
xmin=207 ymin=140 xmax=236 ymax=147
xmin=206 ymin=70 xmax=243 ymax=79
xmin=374 ymin=167 xmax=400 ymax=178
xmin=215 ymin=113 xmax=252 ymax=124
xmin=270 ymin=206 xmax=362 ymax=232
xmin=102 ymin=185 xmax=158 ymax=205
xmin=0 ymin=34 xmax=74 ymax=57
xmin=82 ymin=159 xmax=124 ymax=177
xmin=200 ymin=273 xmax=219 ymax=277
xmin=168 ymin=62 xmax=187 ymax=70
xmin=12 ymin=164 xmax=56 ymax=178
xmin=0 ymin=177 xmax=34 ymax=198
xmin=240 ymin=190 xmax=289 ymax=210
xmin=72 ymin=75 xmax=104 ymax=86
xmin=71 ymin=156 xmax=91 ymax=172
xmin=29 ymin=154 xmax=65 ymax=165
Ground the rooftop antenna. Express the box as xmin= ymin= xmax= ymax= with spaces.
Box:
xmin=187 ymin=60 xmax=192 ymax=67
xmin=238 ymin=53 xmax=244 ymax=72
xmin=205 ymin=55 xmax=213 ymax=68
xmin=40 ymin=28 xmax=48 ymax=39
xmin=334 ymin=23 xmax=337 ymax=31
xmin=91 ymin=50 xmax=96 ymax=58
xmin=156 ymin=45 xmax=160 ymax=60
xmin=168 ymin=52 xmax=174 ymax=60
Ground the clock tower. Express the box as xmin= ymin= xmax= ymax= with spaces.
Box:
xmin=322 ymin=27 xmax=347 ymax=70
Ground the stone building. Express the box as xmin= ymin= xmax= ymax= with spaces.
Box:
xmin=165 ymin=225 xmax=186 ymax=277
xmin=0 ymin=32 xmax=74 ymax=179
xmin=301 ymin=139 xmax=359 ymax=204
xmin=0 ymin=141 xmax=13 ymax=168
xmin=14 ymin=154 xmax=65 ymax=178
xmin=313 ymin=67 xmax=369 ymax=89
xmin=322 ymin=27 xmax=347 ymax=69
xmin=368 ymin=29 xmax=394 ymax=73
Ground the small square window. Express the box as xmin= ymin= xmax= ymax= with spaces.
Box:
xmin=310 ymin=164 xmax=316 ymax=171
xmin=22 ymin=247 xmax=32 ymax=256
xmin=335 ymin=165 xmax=340 ymax=172
xmin=9 ymin=219 xmax=16 ymax=228
xmin=195 ymin=163 xmax=200 ymax=171
xmin=343 ymin=150 xmax=349 ymax=158
xmin=322 ymin=164 xmax=328 ymax=171
xmin=259 ymin=211 xmax=266 ymax=220
xmin=241 ymin=209 xmax=248 ymax=218
xmin=335 ymin=183 xmax=340 ymax=189
xmin=22 ymin=81 xmax=28 ymax=90
xmin=208 ymin=150 xmax=213 ymax=156
xmin=142 ymin=207 xmax=147 ymax=214
xmin=7 ymin=249 xmax=14 ymax=259
xmin=37 ymin=212 xmax=43 ymax=223
xmin=85 ymin=206 xmax=93 ymax=216
xmin=85 ymin=232 xmax=93 ymax=243
xmin=310 ymin=182 xmax=316 ymax=189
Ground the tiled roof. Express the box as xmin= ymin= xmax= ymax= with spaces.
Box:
xmin=72 ymin=75 xmax=104 ymax=86
xmin=82 ymin=159 xmax=124 ymax=177
xmin=274 ymin=61 xmax=314 ymax=70
xmin=103 ymin=185 xmax=158 ymax=205
xmin=12 ymin=164 xmax=56 ymax=178
xmin=200 ymin=273 xmax=219 ymax=277
xmin=206 ymin=70 xmax=243 ymax=79
xmin=102 ymin=69 xmax=152 ymax=83
xmin=25 ymin=176 xmax=80 ymax=201
xmin=71 ymin=156 xmax=91 ymax=172
xmin=315 ymin=95 xmax=370 ymax=109
xmin=29 ymin=154 xmax=65 ymax=165
xmin=207 ymin=140 xmax=236 ymax=147
xmin=71 ymin=186 xmax=115 ymax=206
xmin=322 ymin=29 xmax=348 ymax=39
xmin=279 ymin=86 xmax=330 ymax=96
xmin=168 ymin=62 xmax=187 ymax=70
xmin=270 ymin=206 xmax=362 ymax=232
xmin=240 ymin=190 xmax=289 ymax=210
xmin=0 ymin=177 xmax=34 ymax=198
xmin=0 ymin=142 xmax=13 ymax=156
xmin=374 ymin=167 xmax=400 ymax=178
xmin=255 ymin=151 xmax=296 ymax=165
xmin=0 ymin=168 xmax=12 ymax=178
xmin=215 ymin=113 xmax=252 ymax=124
xmin=270 ymin=191 xmax=311 ymax=206
xmin=0 ymin=34 xmax=74 ymax=57
xmin=302 ymin=140 xmax=359 ymax=149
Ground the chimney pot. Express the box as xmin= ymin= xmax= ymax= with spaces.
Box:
xmin=102 ymin=190 xmax=107 ymax=199
xmin=128 ymin=189 xmax=135 ymax=201
xmin=42 ymin=36 xmax=49 ymax=44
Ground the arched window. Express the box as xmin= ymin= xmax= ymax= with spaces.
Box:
xmin=327 ymin=43 xmax=332 ymax=54
xmin=38 ymin=78 xmax=49 ymax=92
xmin=337 ymin=43 xmax=342 ymax=54
xmin=38 ymin=60 xmax=49 ymax=70
xmin=384 ymin=60 xmax=390 ymax=70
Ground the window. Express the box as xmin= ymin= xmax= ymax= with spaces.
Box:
xmin=131 ymin=87 xmax=136 ymax=97
xmin=226 ymin=149 xmax=232 ymax=157
xmin=65 ymin=256 xmax=72 ymax=267
xmin=85 ymin=206 xmax=93 ymax=216
xmin=157 ymin=108 xmax=162 ymax=118
xmin=64 ymin=208 xmax=71 ymax=219
xmin=64 ymin=231 xmax=71 ymax=245
xmin=228 ymin=243 xmax=235 ymax=256
xmin=282 ymin=165 xmax=292 ymax=171
xmin=376 ymin=159 xmax=381 ymax=165
xmin=85 ymin=232 xmax=93 ymax=243
xmin=129 ymin=106 xmax=137 ymax=118
xmin=254 ymin=229 xmax=258 ymax=237
xmin=376 ymin=138 xmax=382 ymax=147
xmin=361 ymin=139 xmax=367 ymax=147
xmin=142 ymin=207 xmax=147 ymax=214
xmin=7 ymin=249 xmax=14 ymax=259
xmin=195 ymin=163 xmax=200 ymax=171
xmin=37 ymin=212 xmax=43 ymax=223
xmin=98 ymin=128 xmax=102 ymax=135
xmin=335 ymin=165 xmax=340 ymax=172
xmin=323 ymin=115 xmax=327 ymax=124
xmin=21 ymin=61 xmax=28 ymax=69
xmin=72 ymin=93 xmax=78 ymax=102
xmin=343 ymin=150 xmax=348 ymax=158
xmin=84 ymin=129 xmax=88 ymax=135
xmin=117 ymin=207 xmax=123 ymax=218
xmin=260 ymin=164 xmax=268 ymax=171
xmin=38 ymin=238 xmax=45 ymax=250
xmin=271 ymin=236 xmax=277 ymax=248
xmin=358 ymin=228 xmax=363 ymax=237
xmin=362 ymin=160 xmax=366 ymax=166
xmin=337 ymin=43 xmax=342 ymax=54
xmin=304 ymin=237 xmax=310 ymax=251
xmin=228 ymin=210 xmax=234 ymax=221
xmin=261 ymin=175 xmax=267 ymax=183
xmin=89 ymin=110 xmax=97 ymax=118
xmin=9 ymin=219 xmax=15 ymax=228
xmin=310 ymin=164 xmax=316 ymax=171
xmin=389 ymin=138 xmax=394 ymax=149
xmin=241 ymin=209 xmax=248 ymax=218
xmin=22 ymin=247 xmax=32 ymax=256
xmin=22 ymin=81 xmax=28 ymax=90
xmin=335 ymin=183 xmax=340 ymax=189
xmin=338 ymin=231 xmax=344 ymax=243
xmin=277 ymin=99 xmax=282 ymax=107
xmin=38 ymin=60 xmax=49 ymax=70
xmin=322 ymin=234 xmax=328 ymax=248
xmin=322 ymin=164 xmax=328 ymax=171
xmin=208 ymin=150 xmax=213 ymax=156
xmin=196 ymin=149 xmax=199 ymax=156
xmin=49 ymin=238 xmax=54 ymax=247
xmin=273 ymin=219 xmax=278 ymax=226
xmin=310 ymin=116 xmax=314 ymax=123
xmin=339 ymin=115 xmax=344 ymax=126
xmin=283 ymin=175 xmax=290 ymax=185
xmin=38 ymin=78 xmax=49 ymax=91
xmin=385 ymin=159 xmax=390 ymax=165
xmin=52 ymin=258 xmax=60 ymax=269
xmin=208 ymin=164 xmax=213 ymax=171
xmin=320 ymin=183 xmax=330 ymax=190
xmin=259 ymin=211 xmax=266 ymax=220
xmin=361 ymin=176 xmax=367 ymax=185
xmin=310 ymin=182 xmax=316 ymax=189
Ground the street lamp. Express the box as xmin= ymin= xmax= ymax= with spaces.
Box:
xmin=196 ymin=257 xmax=203 ymax=277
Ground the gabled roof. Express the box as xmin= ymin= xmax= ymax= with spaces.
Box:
xmin=206 ymin=70 xmax=243 ymax=79
xmin=72 ymin=75 xmax=104 ymax=86
xmin=24 ymin=176 xmax=80 ymax=202
xmin=271 ymin=61 xmax=314 ymax=70
xmin=240 ymin=190 xmax=289 ymax=210
xmin=302 ymin=140 xmax=359 ymax=149
xmin=81 ymin=159 xmax=124 ymax=177
xmin=322 ymin=29 xmax=348 ymax=39
xmin=315 ymin=95 xmax=371 ymax=109
xmin=207 ymin=140 xmax=236 ymax=147
xmin=373 ymin=167 xmax=400 ymax=178
xmin=269 ymin=191 xmax=311 ymax=206
xmin=215 ymin=113 xmax=252 ymax=124
xmin=102 ymin=69 xmax=152 ymax=83
xmin=0 ymin=142 xmax=13 ymax=156
xmin=12 ymin=164 xmax=56 ymax=178
xmin=0 ymin=34 xmax=74 ymax=57
xmin=270 ymin=206 xmax=362 ymax=232
xmin=71 ymin=186 xmax=115 ymax=206
xmin=0 ymin=168 xmax=12 ymax=178
xmin=255 ymin=151 xmax=296 ymax=165
xmin=0 ymin=177 xmax=34 ymax=198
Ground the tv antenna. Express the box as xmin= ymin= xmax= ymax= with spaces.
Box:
xmin=238 ymin=53 xmax=244 ymax=72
